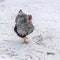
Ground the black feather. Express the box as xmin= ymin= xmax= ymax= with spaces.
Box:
xmin=14 ymin=25 xmax=26 ymax=38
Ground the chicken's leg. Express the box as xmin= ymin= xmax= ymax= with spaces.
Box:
xmin=23 ymin=36 xmax=29 ymax=44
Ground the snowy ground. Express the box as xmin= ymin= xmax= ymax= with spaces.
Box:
xmin=0 ymin=0 xmax=60 ymax=60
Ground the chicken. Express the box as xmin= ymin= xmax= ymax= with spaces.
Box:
xmin=14 ymin=10 xmax=34 ymax=44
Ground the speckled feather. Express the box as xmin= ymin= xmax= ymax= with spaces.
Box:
xmin=14 ymin=10 xmax=34 ymax=38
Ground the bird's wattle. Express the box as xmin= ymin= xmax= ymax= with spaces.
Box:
xmin=28 ymin=15 xmax=32 ymax=21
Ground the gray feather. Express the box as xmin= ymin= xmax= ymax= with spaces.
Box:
xmin=15 ymin=10 xmax=34 ymax=36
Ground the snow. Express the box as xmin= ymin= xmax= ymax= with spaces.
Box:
xmin=0 ymin=0 xmax=60 ymax=60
